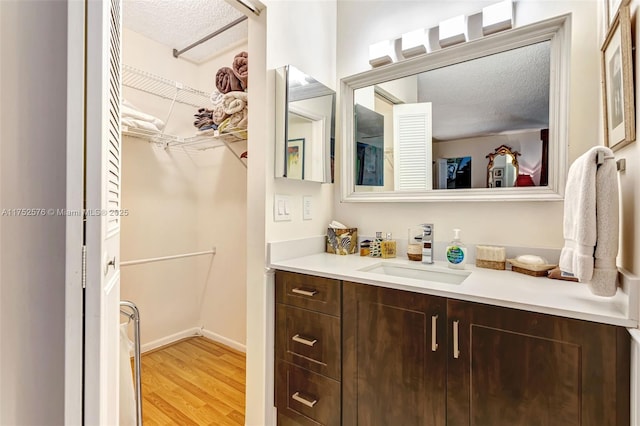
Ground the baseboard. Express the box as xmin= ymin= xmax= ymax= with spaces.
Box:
xmin=140 ymin=326 xmax=246 ymax=354
xmin=140 ymin=327 xmax=202 ymax=353
xmin=200 ymin=328 xmax=246 ymax=353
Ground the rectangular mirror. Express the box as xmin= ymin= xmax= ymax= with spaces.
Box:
xmin=341 ymin=14 xmax=571 ymax=202
xmin=275 ymin=65 xmax=335 ymax=183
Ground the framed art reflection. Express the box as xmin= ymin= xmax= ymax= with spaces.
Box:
xmin=286 ymin=138 xmax=305 ymax=179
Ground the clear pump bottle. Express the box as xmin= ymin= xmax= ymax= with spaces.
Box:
xmin=446 ymin=228 xmax=467 ymax=269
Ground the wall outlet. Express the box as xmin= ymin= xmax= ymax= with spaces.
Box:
xmin=303 ymin=196 xmax=313 ymax=220
xmin=274 ymin=194 xmax=292 ymax=222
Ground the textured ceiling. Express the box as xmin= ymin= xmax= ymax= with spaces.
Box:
xmin=417 ymin=41 xmax=551 ymax=141
xmin=123 ymin=0 xmax=248 ymax=64
xmin=357 ymin=41 xmax=551 ymax=142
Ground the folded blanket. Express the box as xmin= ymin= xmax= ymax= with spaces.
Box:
xmin=232 ymin=51 xmax=248 ymax=90
xmin=222 ymin=91 xmax=248 ymax=115
xmin=121 ymin=99 xmax=165 ymax=130
xmin=121 ymin=116 xmax=162 ymax=132
xmin=225 ymin=108 xmax=248 ymax=130
xmin=559 ymin=146 xmax=619 ymax=296
xmin=218 ymin=111 xmax=248 ymax=138
xmin=216 ymin=67 xmax=243 ymax=94
xmin=211 ymin=103 xmax=229 ymax=125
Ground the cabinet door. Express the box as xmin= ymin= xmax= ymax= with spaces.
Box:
xmin=343 ymin=282 xmax=447 ymax=426
xmin=446 ymin=299 xmax=630 ymax=426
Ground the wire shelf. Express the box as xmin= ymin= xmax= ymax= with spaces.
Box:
xmin=122 ymin=64 xmax=210 ymax=108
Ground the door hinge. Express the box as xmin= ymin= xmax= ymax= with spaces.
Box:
xmin=82 ymin=245 xmax=87 ymax=289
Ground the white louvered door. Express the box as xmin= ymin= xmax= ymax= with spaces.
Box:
xmin=84 ymin=0 xmax=122 ymax=424
xmin=393 ymin=103 xmax=433 ymax=191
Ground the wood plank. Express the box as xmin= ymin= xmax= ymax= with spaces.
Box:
xmin=139 ymin=337 xmax=246 ymax=425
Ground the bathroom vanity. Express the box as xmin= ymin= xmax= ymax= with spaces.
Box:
xmin=271 ymin=250 xmax=636 ymax=426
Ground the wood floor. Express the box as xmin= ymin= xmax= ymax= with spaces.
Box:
xmin=139 ymin=337 xmax=246 ymax=425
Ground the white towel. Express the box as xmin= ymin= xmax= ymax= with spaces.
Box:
xmin=559 ymin=146 xmax=619 ymax=296
xmin=121 ymin=99 xmax=165 ymax=130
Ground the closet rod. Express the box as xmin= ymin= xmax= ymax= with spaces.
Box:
xmin=121 ymin=248 xmax=216 ymax=267
xmin=173 ymin=16 xmax=248 ymax=58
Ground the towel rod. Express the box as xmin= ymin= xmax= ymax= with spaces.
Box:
xmin=120 ymin=301 xmax=142 ymax=426
xmin=173 ymin=16 xmax=248 ymax=58
xmin=121 ymin=248 xmax=216 ymax=267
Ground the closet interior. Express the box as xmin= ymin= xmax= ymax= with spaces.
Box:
xmin=119 ymin=1 xmax=249 ymax=424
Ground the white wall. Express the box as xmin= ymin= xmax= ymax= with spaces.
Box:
xmin=244 ymin=2 xmax=337 ymax=424
xmin=120 ymin=28 xmax=247 ymax=348
xmin=335 ymin=1 xmax=599 ymax=250
xmin=0 ymin=1 xmax=67 ymax=424
xmin=266 ymin=0 xmax=337 ymax=240
xmin=620 ymin=1 xmax=640 ymax=277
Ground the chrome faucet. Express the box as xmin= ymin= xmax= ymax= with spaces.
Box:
xmin=421 ymin=223 xmax=434 ymax=264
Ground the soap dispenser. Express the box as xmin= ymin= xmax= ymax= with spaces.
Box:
xmin=446 ymin=228 xmax=467 ymax=269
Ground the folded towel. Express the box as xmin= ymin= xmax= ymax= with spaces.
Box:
xmin=210 ymin=89 xmax=225 ymax=106
xmin=122 ymin=116 xmax=162 ymax=132
xmin=222 ymin=91 xmax=248 ymax=115
xmin=216 ymin=67 xmax=243 ymax=94
xmin=211 ymin=103 xmax=229 ymax=125
xmin=121 ymin=99 xmax=165 ymax=130
xmin=232 ymin=51 xmax=248 ymax=90
xmin=223 ymin=108 xmax=248 ymax=130
xmin=559 ymin=146 xmax=619 ymax=296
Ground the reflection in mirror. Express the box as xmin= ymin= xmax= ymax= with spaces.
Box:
xmin=486 ymin=145 xmax=521 ymax=188
xmin=353 ymin=40 xmax=550 ymax=192
xmin=342 ymin=14 xmax=570 ymax=201
xmin=275 ymin=65 xmax=335 ymax=183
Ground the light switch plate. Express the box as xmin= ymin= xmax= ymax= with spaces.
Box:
xmin=274 ymin=194 xmax=292 ymax=222
xmin=303 ymin=196 xmax=313 ymax=220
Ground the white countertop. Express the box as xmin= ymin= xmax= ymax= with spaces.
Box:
xmin=269 ymin=251 xmax=638 ymax=327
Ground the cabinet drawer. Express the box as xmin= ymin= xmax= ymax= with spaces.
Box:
xmin=276 ymin=304 xmax=341 ymax=380
xmin=276 ymin=360 xmax=340 ymax=426
xmin=276 ymin=271 xmax=341 ymax=316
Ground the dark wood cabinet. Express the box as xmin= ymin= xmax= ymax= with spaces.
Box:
xmin=446 ymin=299 xmax=630 ymax=426
xmin=275 ymin=271 xmax=342 ymax=426
xmin=342 ymin=281 xmax=447 ymax=426
xmin=275 ymin=272 xmax=631 ymax=426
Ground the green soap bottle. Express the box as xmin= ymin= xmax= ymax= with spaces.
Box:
xmin=446 ymin=228 xmax=467 ymax=269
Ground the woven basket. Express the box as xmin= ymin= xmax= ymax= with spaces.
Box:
xmin=476 ymin=259 xmax=506 ymax=270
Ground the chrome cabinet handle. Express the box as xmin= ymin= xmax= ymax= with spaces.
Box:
xmin=292 ymin=287 xmax=318 ymax=297
xmin=292 ymin=391 xmax=317 ymax=408
xmin=431 ymin=315 xmax=438 ymax=352
xmin=453 ymin=320 xmax=460 ymax=359
xmin=292 ymin=334 xmax=317 ymax=347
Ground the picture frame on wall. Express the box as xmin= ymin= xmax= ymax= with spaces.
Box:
xmin=601 ymin=4 xmax=635 ymax=151
xmin=606 ymin=0 xmax=628 ymax=28
xmin=286 ymin=138 xmax=305 ymax=179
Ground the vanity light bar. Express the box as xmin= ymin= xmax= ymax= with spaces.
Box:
xmin=439 ymin=15 xmax=467 ymax=48
xmin=369 ymin=0 xmax=514 ymax=68
xmin=368 ymin=39 xmax=395 ymax=67
xmin=482 ymin=0 xmax=514 ymax=35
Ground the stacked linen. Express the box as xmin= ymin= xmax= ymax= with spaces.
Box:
xmin=193 ymin=108 xmax=217 ymax=131
xmin=121 ymin=99 xmax=165 ymax=132
xmin=215 ymin=51 xmax=248 ymax=94
xmin=218 ymin=91 xmax=248 ymax=138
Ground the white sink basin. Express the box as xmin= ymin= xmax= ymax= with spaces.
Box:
xmin=359 ymin=262 xmax=471 ymax=285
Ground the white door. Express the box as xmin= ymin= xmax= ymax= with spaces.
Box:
xmin=84 ymin=0 xmax=123 ymax=424
xmin=393 ymin=102 xmax=433 ymax=191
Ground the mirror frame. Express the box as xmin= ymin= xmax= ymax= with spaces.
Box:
xmin=340 ymin=14 xmax=570 ymax=202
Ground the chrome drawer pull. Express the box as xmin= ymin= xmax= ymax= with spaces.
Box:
xmin=453 ymin=320 xmax=460 ymax=359
xmin=292 ymin=287 xmax=318 ymax=297
xmin=431 ymin=315 xmax=438 ymax=352
xmin=292 ymin=334 xmax=317 ymax=347
xmin=292 ymin=391 xmax=317 ymax=408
